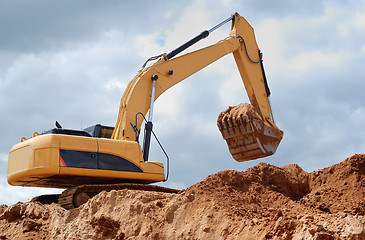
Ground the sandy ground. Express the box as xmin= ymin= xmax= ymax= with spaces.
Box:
xmin=0 ymin=154 xmax=364 ymax=239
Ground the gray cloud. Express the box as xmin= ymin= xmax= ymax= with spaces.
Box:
xmin=0 ymin=0 xmax=182 ymax=52
xmin=1 ymin=0 xmax=364 ymax=205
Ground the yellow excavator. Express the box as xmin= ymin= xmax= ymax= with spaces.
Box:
xmin=7 ymin=13 xmax=283 ymax=208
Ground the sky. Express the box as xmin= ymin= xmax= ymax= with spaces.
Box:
xmin=1 ymin=0 xmax=364 ymax=205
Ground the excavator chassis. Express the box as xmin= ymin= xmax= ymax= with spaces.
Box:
xmin=30 ymin=183 xmax=179 ymax=209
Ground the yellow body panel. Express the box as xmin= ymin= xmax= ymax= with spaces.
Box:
xmin=60 ymin=135 xmax=98 ymax=153
xmin=8 ymin=142 xmax=32 ymax=176
xmin=8 ymin=135 xmax=60 ymax=183
xmin=97 ymin=137 xmax=143 ymax=165
xmin=58 ymin=168 xmax=163 ymax=183
xmin=8 ymin=134 xmax=164 ymax=188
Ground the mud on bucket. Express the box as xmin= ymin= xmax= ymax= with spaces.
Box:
xmin=217 ymin=103 xmax=283 ymax=162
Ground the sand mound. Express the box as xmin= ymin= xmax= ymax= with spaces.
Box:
xmin=0 ymin=154 xmax=364 ymax=239
xmin=217 ymin=103 xmax=264 ymax=122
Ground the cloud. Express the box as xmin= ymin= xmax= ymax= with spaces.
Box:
xmin=0 ymin=0 xmax=183 ymax=53
xmin=1 ymin=0 xmax=365 ymax=206
xmin=0 ymin=154 xmax=7 ymax=163
xmin=0 ymin=183 xmax=61 ymax=206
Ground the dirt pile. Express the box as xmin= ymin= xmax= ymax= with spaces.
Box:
xmin=0 ymin=154 xmax=364 ymax=239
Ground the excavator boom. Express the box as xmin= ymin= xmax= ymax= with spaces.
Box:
xmin=111 ymin=13 xmax=283 ymax=161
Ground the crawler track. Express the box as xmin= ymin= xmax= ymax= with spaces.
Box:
xmin=58 ymin=183 xmax=180 ymax=209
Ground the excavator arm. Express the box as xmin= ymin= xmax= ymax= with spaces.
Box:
xmin=112 ymin=13 xmax=283 ymax=161
xmin=111 ymin=35 xmax=241 ymax=141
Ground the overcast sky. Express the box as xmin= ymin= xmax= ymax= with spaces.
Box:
xmin=1 ymin=0 xmax=364 ymax=205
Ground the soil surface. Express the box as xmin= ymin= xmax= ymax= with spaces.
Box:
xmin=0 ymin=154 xmax=364 ymax=239
xmin=217 ymin=103 xmax=264 ymax=122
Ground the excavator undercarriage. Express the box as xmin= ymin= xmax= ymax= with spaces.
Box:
xmin=30 ymin=183 xmax=179 ymax=209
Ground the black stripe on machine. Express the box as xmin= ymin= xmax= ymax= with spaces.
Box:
xmin=60 ymin=149 xmax=143 ymax=172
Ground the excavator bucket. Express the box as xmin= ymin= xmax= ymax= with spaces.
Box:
xmin=217 ymin=103 xmax=283 ymax=162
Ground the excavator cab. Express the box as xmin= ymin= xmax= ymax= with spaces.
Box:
xmin=83 ymin=124 xmax=114 ymax=138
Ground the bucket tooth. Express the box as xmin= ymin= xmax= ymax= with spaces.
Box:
xmin=217 ymin=103 xmax=283 ymax=162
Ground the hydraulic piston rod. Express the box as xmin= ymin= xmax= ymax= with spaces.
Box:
xmin=165 ymin=15 xmax=233 ymax=59
xmin=208 ymin=15 xmax=233 ymax=33
xmin=142 ymin=75 xmax=158 ymax=161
